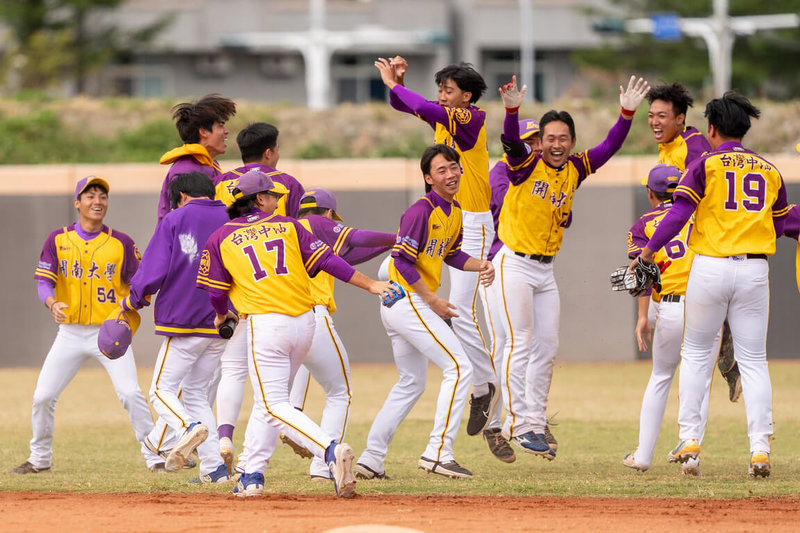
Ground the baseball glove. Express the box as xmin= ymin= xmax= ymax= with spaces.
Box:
xmin=610 ymin=260 xmax=662 ymax=297
xmin=717 ymin=321 xmax=742 ymax=402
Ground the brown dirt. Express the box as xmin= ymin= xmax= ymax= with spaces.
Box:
xmin=3 ymin=492 xmax=799 ymax=533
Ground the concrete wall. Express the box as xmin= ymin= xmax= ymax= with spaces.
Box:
xmin=2 ymin=156 xmax=799 ymax=368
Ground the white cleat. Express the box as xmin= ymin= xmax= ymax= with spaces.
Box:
xmin=328 ymin=443 xmax=356 ymax=498
xmin=165 ymin=422 xmax=208 ymax=472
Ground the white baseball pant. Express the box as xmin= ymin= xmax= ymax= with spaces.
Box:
xmin=147 ymin=335 xmax=226 ymax=475
xmin=215 ymin=319 xmax=248 ymax=429
xmin=28 ymin=324 xmax=154 ymax=469
xmin=678 ymin=254 xmax=773 ymax=452
xmin=357 ymin=293 xmax=473 ymax=473
xmin=288 ymin=305 xmax=352 ymax=478
xmin=496 ymin=245 xmax=559 ymax=437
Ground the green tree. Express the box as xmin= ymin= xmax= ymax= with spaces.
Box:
xmin=574 ymin=0 xmax=800 ymax=99
xmin=0 ymin=0 xmax=172 ymax=94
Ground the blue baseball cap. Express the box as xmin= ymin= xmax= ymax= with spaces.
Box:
xmin=75 ymin=176 xmax=110 ymax=199
xmin=646 ymin=164 xmax=682 ymax=193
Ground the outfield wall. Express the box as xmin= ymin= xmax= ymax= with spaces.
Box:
xmin=2 ymin=155 xmax=799 ymax=368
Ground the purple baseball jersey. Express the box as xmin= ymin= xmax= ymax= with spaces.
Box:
xmin=157 ymin=154 xmax=221 ymax=223
xmin=782 ymin=204 xmax=800 ymax=240
xmin=303 ymin=215 xmax=393 ymax=265
xmin=215 ymin=163 xmax=305 ymax=218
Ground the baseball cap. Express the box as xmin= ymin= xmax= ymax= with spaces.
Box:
xmin=98 ymin=318 xmax=133 ymax=359
xmin=75 ymin=175 xmax=110 ymax=199
xmin=232 ymin=169 xmax=286 ymax=200
xmin=519 ymin=119 xmax=540 ymax=140
xmin=646 ymin=164 xmax=682 ymax=193
xmin=301 ymin=189 xmax=343 ymax=221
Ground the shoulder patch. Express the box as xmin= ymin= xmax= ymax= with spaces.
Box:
xmin=453 ymin=108 xmax=472 ymax=125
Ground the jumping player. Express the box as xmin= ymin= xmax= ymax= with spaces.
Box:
xmin=375 ymin=56 xmax=501 ymax=438
xmin=121 ymin=172 xmax=231 ymax=481
xmin=157 ymin=94 xmax=236 ymax=222
xmin=632 ymin=92 xmax=788 ymax=477
xmin=354 ymin=144 xmax=494 ymax=480
xmin=622 ymin=164 xmax=720 ymax=476
xmin=496 ymin=75 xmax=650 ymax=459
xmin=197 ymin=169 xmax=396 ymax=498
xmin=11 ymin=176 xmax=158 ymax=474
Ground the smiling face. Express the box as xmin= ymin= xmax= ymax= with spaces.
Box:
xmin=199 ymin=120 xmax=229 ymax=158
xmin=437 ymin=78 xmax=471 ymax=108
xmin=74 ymin=186 xmax=108 ymax=229
xmin=648 ymin=99 xmax=684 ymax=145
xmin=424 ymin=153 xmax=462 ymax=201
xmin=540 ymin=121 xmax=576 ymax=168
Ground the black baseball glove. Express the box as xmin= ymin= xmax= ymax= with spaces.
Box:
xmin=610 ymin=260 xmax=662 ymax=297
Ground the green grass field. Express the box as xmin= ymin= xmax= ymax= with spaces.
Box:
xmin=1 ymin=361 xmax=799 ymax=498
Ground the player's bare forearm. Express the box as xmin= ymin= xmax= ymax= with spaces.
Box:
xmin=346 ymin=270 xmax=395 ymax=296
xmin=635 ymin=295 xmax=651 ymax=352
xmin=462 ymin=257 xmax=495 ymax=287
xmin=47 ymin=299 xmax=68 ymax=324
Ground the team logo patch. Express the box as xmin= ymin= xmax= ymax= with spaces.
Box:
xmin=453 ymin=108 xmax=471 ymax=125
xmin=247 ymin=215 xmax=260 ymax=222
xmin=432 ymin=224 xmax=441 ymax=230
xmin=199 ymin=250 xmax=210 ymax=276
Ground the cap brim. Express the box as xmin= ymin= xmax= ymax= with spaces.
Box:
xmin=77 ymin=177 xmax=110 ymax=197
xmin=520 ymin=130 xmax=540 ymax=140
xmin=332 ymin=211 xmax=343 ymax=222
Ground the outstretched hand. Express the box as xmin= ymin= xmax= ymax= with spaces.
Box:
xmin=374 ymin=57 xmax=399 ymax=89
xmin=619 ymin=75 xmax=650 ymax=115
xmin=498 ymin=75 xmax=527 ymax=111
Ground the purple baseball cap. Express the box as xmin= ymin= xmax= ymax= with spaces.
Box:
xmin=98 ymin=318 xmax=133 ymax=360
xmin=232 ymin=169 xmax=286 ymax=200
xmin=75 ymin=175 xmax=110 ymax=199
xmin=301 ymin=189 xmax=343 ymax=221
xmin=646 ymin=164 xmax=682 ymax=193
xmin=519 ymin=119 xmax=540 ymax=140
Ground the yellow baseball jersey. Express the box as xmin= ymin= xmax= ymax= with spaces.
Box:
xmin=35 ymin=224 xmax=140 ymax=325
xmin=198 ymin=211 xmax=331 ymax=316
xmin=389 ymin=192 xmax=464 ymax=294
xmin=298 ymin=218 xmax=337 ymax=313
xmin=627 ymin=203 xmax=694 ymax=300
xmin=674 ymin=143 xmax=789 ymax=257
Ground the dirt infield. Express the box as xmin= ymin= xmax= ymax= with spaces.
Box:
xmin=3 ymin=492 xmax=798 ymax=532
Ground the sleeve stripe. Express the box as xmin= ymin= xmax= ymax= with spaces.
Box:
xmin=304 ymin=246 xmax=330 ymax=270
xmin=35 ymin=268 xmax=58 ymax=282
xmin=773 ymin=206 xmax=790 ymax=217
xmin=395 ymin=243 xmax=419 ymax=257
xmin=674 ymin=185 xmax=701 ymax=204
xmin=196 ymin=276 xmax=231 ymax=290
xmin=506 ymin=151 xmax=536 ymax=171
xmin=582 ymin=151 xmax=592 ymax=175
xmin=333 ymin=227 xmax=353 ymax=255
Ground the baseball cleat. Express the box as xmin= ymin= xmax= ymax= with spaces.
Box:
xmin=682 ymin=457 xmax=702 ymax=476
xmin=466 ymin=383 xmax=499 ymax=436
xmin=668 ymin=438 xmax=700 ymax=464
xmin=418 ymin=456 xmax=473 ymax=478
xmin=148 ymin=463 xmax=167 ymax=473
xmin=483 ymin=428 xmax=516 ymax=463
xmin=327 ymin=443 xmax=357 ymax=498
xmin=145 ymin=436 xmax=197 ymax=470
xmin=353 ymin=462 xmax=391 ymax=480
xmin=310 ymin=473 xmax=333 ymax=482
xmin=280 ymin=432 xmax=314 ymax=459
xmin=510 ymin=431 xmax=556 ymax=460
xmin=749 ymin=451 xmax=770 ymax=478
xmin=9 ymin=461 xmax=51 ymax=475
xmin=622 ymin=449 xmax=648 ymax=472
xmin=165 ymin=422 xmax=208 ymax=472
xmin=233 ymin=472 xmax=265 ymax=498
xmin=544 ymin=425 xmax=558 ymax=452
xmin=219 ymin=436 xmax=235 ymax=475
xmin=189 ymin=463 xmax=231 ymax=484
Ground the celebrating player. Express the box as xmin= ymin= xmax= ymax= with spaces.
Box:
xmin=354 ymin=144 xmax=494 ymax=480
xmin=631 ymin=92 xmax=788 ymax=477
xmin=495 ymin=74 xmax=650 ymax=459
xmin=375 ymin=56 xmax=501 ymax=439
xmin=121 ymin=172 xmax=232 ymax=481
xmin=282 ymin=189 xmax=396 ymax=481
xmin=157 ymin=93 xmax=236 ymax=222
xmin=197 ymin=169 xmax=396 ymax=498
xmin=11 ymin=176 xmax=158 ymax=474
xmin=621 ymin=164 xmax=720 ymax=476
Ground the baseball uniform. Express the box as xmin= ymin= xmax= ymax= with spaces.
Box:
xmin=215 ymin=163 xmax=305 ymax=218
xmin=157 ymin=145 xmax=222 ymax=222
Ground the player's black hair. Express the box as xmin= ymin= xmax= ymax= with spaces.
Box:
xmin=227 ymin=195 xmax=258 ymax=219
xmin=539 ymin=110 xmax=576 ymax=140
xmin=172 ymin=93 xmax=236 ymax=143
xmin=646 ymin=82 xmax=693 ymax=117
xmin=704 ymin=91 xmax=760 ymax=139
xmin=168 ymin=172 xmax=216 ymax=210
xmin=420 ymin=144 xmax=460 ymax=193
xmin=651 ymin=190 xmax=674 ymax=202
xmin=434 ymin=63 xmax=487 ymax=104
xmin=77 ymin=183 xmax=108 ymax=200
xmin=237 ymin=122 xmax=280 ymax=163
xmin=298 ymin=196 xmax=330 ymax=218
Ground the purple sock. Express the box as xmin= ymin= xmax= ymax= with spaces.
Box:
xmin=324 ymin=440 xmax=338 ymax=464
xmin=218 ymin=424 xmax=234 ymax=440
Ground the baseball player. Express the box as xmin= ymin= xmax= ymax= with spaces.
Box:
xmin=354 ymin=144 xmax=495 ymax=480
xmin=632 ymin=92 xmax=788 ymax=477
xmin=121 ymin=172 xmax=231 ymax=481
xmin=495 ymin=74 xmax=650 ymax=459
xmin=213 ymin=121 xmax=304 ymax=470
xmin=375 ymin=56 xmax=501 ymax=438
xmin=646 ymin=82 xmax=741 ymax=401
xmin=622 ymin=164 xmax=721 ymax=476
xmin=197 ymin=169 xmax=396 ymax=498
xmin=11 ymin=176 xmax=159 ymax=474
xmin=283 ymin=189 xmax=396 ymax=480
xmin=157 ymin=93 xmax=236 ymax=222
xmin=479 ymin=119 xmax=543 ymax=463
